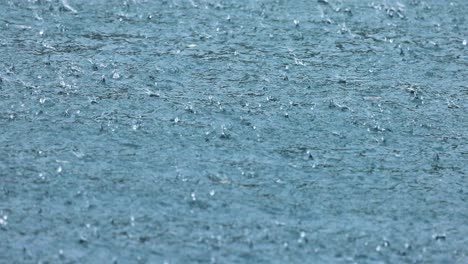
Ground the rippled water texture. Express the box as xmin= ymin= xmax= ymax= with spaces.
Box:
xmin=0 ymin=0 xmax=467 ymax=263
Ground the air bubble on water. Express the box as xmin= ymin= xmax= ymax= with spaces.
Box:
xmin=220 ymin=125 xmax=230 ymax=139
xmin=185 ymin=103 xmax=195 ymax=113
xmin=298 ymin=231 xmax=307 ymax=243
xmin=0 ymin=214 xmax=8 ymax=226
xmin=130 ymin=215 xmax=135 ymax=226
xmin=209 ymin=190 xmax=215 ymax=196
xmin=59 ymin=80 xmax=72 ymax=89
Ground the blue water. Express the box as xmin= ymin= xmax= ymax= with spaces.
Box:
xmin=0 ymin=0 xmax=467 ymax=263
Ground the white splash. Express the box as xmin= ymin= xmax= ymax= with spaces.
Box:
xmin=61 ymin=0 xmax=78 ymax=14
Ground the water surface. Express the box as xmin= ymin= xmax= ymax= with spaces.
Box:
xmin=0 ymin=0 xmax=467 ymax=263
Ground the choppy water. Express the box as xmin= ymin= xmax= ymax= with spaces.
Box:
xmin=0 ymin=0 xmax=467 ymax=263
